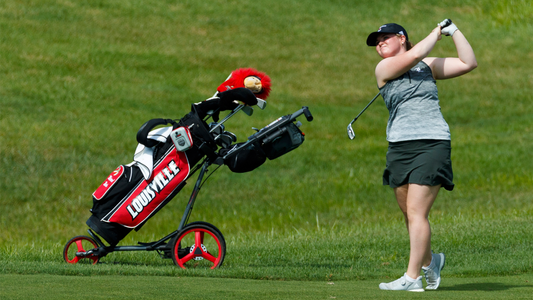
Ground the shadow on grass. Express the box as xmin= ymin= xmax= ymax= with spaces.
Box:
xmin=440 ymin=282 xmax=533 ymax=291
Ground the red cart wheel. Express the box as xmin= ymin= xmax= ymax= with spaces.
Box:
xmin=63 ymin=235 xmax=100 ymax=265
xmin=170 ymin=222 xmax=226 ymax=269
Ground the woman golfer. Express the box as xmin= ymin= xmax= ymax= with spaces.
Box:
xmin=366 ymin=20 xmax=477 ymax=291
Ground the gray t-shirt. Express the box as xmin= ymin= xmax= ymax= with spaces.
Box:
xmin=379 ymin=61 xmax=451 ymax=142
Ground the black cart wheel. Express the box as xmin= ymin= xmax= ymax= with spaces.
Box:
xmin=63 ymin=235 xmax=100 ymax=265
xmin=170 ymin=222 xmax=226 ymax=269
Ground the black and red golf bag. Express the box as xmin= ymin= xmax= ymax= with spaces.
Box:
xmin=84 ymin=86 xmax=308 ymax=247
xmin=86 ymin=104 xmax=219 ymax=246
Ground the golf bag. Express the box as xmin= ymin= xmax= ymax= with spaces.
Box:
xmin=86 ymin=106 xmax=219 ymax=246
xmin=85 ymin=95 xmax=308 ymax=247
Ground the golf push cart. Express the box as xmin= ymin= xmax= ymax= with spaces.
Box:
xmin=63 ymin=69 xmax=313 ymax=269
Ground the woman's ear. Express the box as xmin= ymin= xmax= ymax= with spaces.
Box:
xmin=400 ymin=35 xmax=407 ymax=45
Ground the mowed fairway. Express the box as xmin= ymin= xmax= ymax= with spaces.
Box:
xmin=1 ymin=274 xmax=533 ymax=300
xmin=1 ymin=0 xmax=532 ymax=299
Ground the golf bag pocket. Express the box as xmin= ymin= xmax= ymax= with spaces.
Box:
xmin=87 ymin=164 xmax=144 ymax=245
xmin=93 ymin=165 xmax=126 ymax=200
xmin=262 ymin=122 xmax=305 ymax=160
xmin=221 ymin=142 xmax=266 ymax=173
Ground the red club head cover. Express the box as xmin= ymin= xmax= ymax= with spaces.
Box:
xmin=217 ymin=68 xmax=272 ymax=100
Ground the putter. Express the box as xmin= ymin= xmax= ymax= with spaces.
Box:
xmin=347 ymin=92 xmax=380 ymax=140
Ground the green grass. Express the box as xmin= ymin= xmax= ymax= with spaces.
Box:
xmin=2 ymin=216 xmax=532 ymax=280
xmin=0 ymin=275 xmax=533 ymax=299
xmin=1 ymin=0 xmax=533 ymax=298
xmin=1 ymin=274 xmax=533 ymax=300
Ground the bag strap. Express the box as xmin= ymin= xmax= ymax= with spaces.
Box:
xmin=136 ymin=118 xmax=176 ymax=147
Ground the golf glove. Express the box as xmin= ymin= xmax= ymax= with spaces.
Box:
xmin=439 ymin=19 xmax=458 ymax=36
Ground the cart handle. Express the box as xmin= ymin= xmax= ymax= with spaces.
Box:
xmin=302 ymin=106 xmax=313 ymax=122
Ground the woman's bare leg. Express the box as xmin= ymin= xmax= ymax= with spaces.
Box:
xmin=394 ymin=183 xmax=440 ymax=279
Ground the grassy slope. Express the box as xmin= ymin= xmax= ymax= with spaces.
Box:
xmin=0 ymin=0 xmax=532 ymax=281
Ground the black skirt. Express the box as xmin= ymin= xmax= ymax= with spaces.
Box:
xmin=383 ymin=139 xmax=454 ymax=191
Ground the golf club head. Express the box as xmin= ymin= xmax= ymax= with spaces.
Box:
xmin=242 ymin=106 xmax=253 ymax=116
xmin=256 ymin=98 xmax=267 ymax=110
xmin=346 ymin=92 xmax=380 ymax=140
xmin=347 ymin=124 xmax=355 ymax=140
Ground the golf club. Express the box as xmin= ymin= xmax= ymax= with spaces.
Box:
xmin=347 ymin=92 xmax=380 ymax=140
xmin=347 ymin=19 xmax=452 ymax=140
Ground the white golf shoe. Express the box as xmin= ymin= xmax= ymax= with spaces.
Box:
xmin=423 ymin=252 xmax=446 ymax=290
xmin=379 ymin=273 xmax=425 ymax=292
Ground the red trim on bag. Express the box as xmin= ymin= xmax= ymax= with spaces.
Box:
xmin=93 ymin=165 xmax=125 ymax=200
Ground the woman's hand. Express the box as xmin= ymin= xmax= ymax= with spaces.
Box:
xmin=432 ymin=26 xmax=443 ymax=41
xmin=439 ymin=19 xmax=459 ymax=36
xmin=424 ymin=21 xmax=477 ymax=80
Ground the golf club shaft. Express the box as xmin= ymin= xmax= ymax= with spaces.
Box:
xmin=209 ymin=104 xmax=244 ymax=133
xmin=350 ymin=92 xmax=380 ymax=124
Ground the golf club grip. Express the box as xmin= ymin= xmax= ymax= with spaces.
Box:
xmin=303 ymin=106 xmax=313 ymax=122
xmin=440 ymin=19 xmax=452 ymax=29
